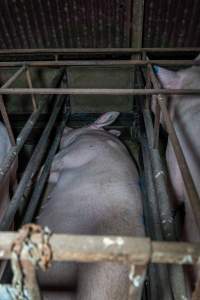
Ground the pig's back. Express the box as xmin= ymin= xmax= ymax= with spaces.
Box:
xmin=37 ymin=133 xmax=143 ymax=237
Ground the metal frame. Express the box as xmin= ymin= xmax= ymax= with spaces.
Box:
xmin=0 ymin=48 xmax=200 ymax=299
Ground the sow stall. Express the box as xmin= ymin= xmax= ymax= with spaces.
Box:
xmin=0 ymin=48 xmax=199 ymax=300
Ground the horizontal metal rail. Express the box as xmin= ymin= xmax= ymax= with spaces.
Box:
xmin=0 ymin=60 xmax=199 ymax=68
xmin=0 ymin=88 xmax=200 ymax=96
xmin=0 ymin=233 xmax=199 ymax=265
xmin=0 ymin=47 xmax=200 ymax=55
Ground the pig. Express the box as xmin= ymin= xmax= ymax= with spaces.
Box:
xmin=152 ymin=58 xmax=200 ymax=294
xmin=36 ymin=112 xmax=145 ymax=300
xmin=0 ymin=121 xmax=17 ymax=222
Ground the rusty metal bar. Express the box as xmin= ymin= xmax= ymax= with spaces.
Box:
xmin=0 ymin=69 xmax=64 ymax=187
xmin=0 ymin=65 xmax=26 ymax=146
xmin=153 ymin=99 xmax=161 ymax=149
xmin=0 ymin=65 xmax=26 ymax=88
xmin=0 ymin=96 xmax=15 ymax=146
xmin=25 ymin=68 xmax=37 ymax=111
xmin=149 ymin=64 xmax=200 ymax=233
xmin=131 ymin=0 xmax=144 ymax=48
xmin=0 ymin=233 xmax=200 ymax=265
xmin=128 ymin=265 xmax=146 ymax=300
xmin=0 ymin=87 xmax=200 ymax=96
xmin=140 ymin=137 xmax=172 ymax=300
xmin=0 ymin=47 xmax=200 ymax=54
xmin=143 ymin=108 xmax=188 ymax=300
xmin=0 ymin=96 xmax=65 ymax=231
xmin=0 ymin=60 xmax=200 ymax=68
xmin=22 ymin=110 xmax=70 ymax=224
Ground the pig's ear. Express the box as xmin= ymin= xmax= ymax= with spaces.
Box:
xmin=109 ymin=129 xmax=121 ymax=137
xmin=154 ymin=66 xmax=180 ymax=89
xmin=90 ymin=112 xmax=120 ymax=129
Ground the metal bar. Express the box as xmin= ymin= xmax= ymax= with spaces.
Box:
xmin=0 ymin=96 xmax=65 ymax=231
xmin=0 ymin=60 xmax=200 ymax=68
xmin=0 ymin=65 xmax=26 ymax=88
xmin=131 ymin=0 xmax=144 ymax=48
xmin=192 ymin=280 xmax=200 ymax=300
xmin=149 ymin=64 xmax=200 ymax=233
xmin=22 ymin=110 xmax=70 ymax=225
xmin=0 ymin=47 xmax=200 ymax=54
xmin=0 ymin=96 xmax=15 ymax=145
xmin=140 ymin=137 xmax=172 ymax=300
xmin=0 ymin=69 xmax=64 ymax=187
xmin=25 ymin=68 xmax=37 ymax=111
xmin=128 ymin=265 xmax=146 ymax=300
xmin=143 ymin=108 xmax=187 ymax=299
xmin=153 ymin=99 xmax=161 ymax=149
xmin=0 ymin=88 xmax=200 ymax=96
xmin=0 ymin=233 xmax=200 ymax=265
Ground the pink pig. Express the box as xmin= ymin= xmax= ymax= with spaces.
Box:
xmin=37 ymin=112 xmax=144 ymax=300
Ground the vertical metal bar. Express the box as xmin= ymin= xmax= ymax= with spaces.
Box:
xmin=153 ymin=99 xmax=160 ymax=149
xmin=26 ymin=67 xmax=37 ymax=111
xmin=0 ymin=66 xmax=26 ymax=146
xmin=0 ymin=96 xmax=15 ymax=145
xmin=22 ymin=108 xmax=70 ymax=224
xmin=140 ymin=136 xmax=172 ymax=300
xmin=131 ymin=0 xmax=144 ymax=48
xmin=128 ymin=265 xmax=147 ymax=300
xmin=141 ymin=56 xmax=187 ymax=300
xmin=143 ymin=108 xmax=187 ymax=300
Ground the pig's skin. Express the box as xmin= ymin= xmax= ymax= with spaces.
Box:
xmin=37 ymin=112 xmax=144 ymax=300
xmin=153 ymin=64 xmax=200 ymax=292
xmin=0 ymin=122 xmax=15 ymax=221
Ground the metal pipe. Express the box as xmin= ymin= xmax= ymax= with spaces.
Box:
xmin=0 ymin=47 xmax=200 ymax=54
xmin=143 ymin=108 xmax=188 ymax=299
xmin=0 ymin=233 xmax=200 ymax=265
xmin=153 ymin=99 xmax=160 ymax=149
xmin=0 ymin=96 xmax=15 ymax=146
xmin=22 ymin=110 xmax=70 ymax=224
xmin=25 ymin=68 xmax=37 ymax=111
xmin=140 ymin=136 xmax=172 ymax=300
xmin=0 ymin=69 xmax=65 ymax=186
xmin=149 ymin=64 xmax=200 ymax=233
xmin=0 ymin=96 xmax=65 ymax=231
xmin=0 ymin=60 xmax=199 ymax=68
xmin=0 ymin=88 xmax=200 ymax=96
xmin=0 ymin=65 xmax=26 ymax=88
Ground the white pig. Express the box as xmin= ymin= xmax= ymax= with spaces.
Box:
xmin=152 ymin=58 xmax=200 ymax=294
xmin=37 ymin=112 xmax=144 ymax=300
xmin=0 ymin=121 xmax=17 ymax=222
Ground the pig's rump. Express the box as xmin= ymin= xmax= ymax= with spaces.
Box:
xmin=36 ymin=132 xmax=144 ymax=297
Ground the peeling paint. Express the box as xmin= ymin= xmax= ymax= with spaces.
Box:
xmin=103 ymin=237 xmax=124 ymax=248
xmin=180 ymin=255 xmax=193 ymax=264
